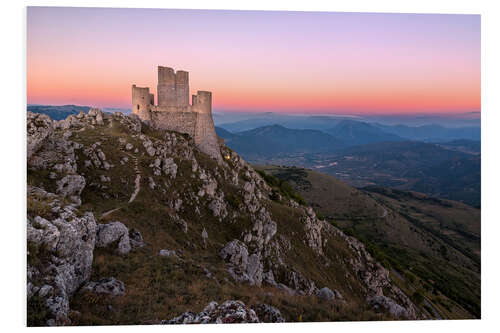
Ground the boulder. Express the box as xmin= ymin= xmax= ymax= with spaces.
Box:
xmin=369 ymin=295 xmax=408 ymax=319
xmin=316 ymin=287 xmax=343 ymax=301
xmin=252 ymin=303 xmax=285 ymax=323
xmin=83 ymin=278 xmax=125 ymax=296
xmin=95 ymin=222 xmax=131 ymax=255
xmin=159 ymin=249 xmax=179 ymax=258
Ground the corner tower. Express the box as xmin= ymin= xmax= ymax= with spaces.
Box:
xmin=132 ymin=85 xmax=153 ymax=121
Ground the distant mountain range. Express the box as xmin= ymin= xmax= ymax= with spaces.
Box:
xmin=218 ymin=118 xmax=480 ymax=143
xmin=217 ymin=124 xmax=480 ymax=206
xmin=27 ymin=105 xmax=92 ymax=120
xmin=217 ymin=124 xmax=344 ymax=158
xmin=373 ymin=123 xmax=480 ymax=142
xmin=325 ymin=120 xmax=404 ymax=146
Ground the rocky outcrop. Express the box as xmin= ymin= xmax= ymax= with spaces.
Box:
xmin=27 ymin=112 xmax=54 ymax=160
xmin=56 ymin=175 xmax=86 ymax=205
xmin=322 ymin=221 xmax=420 ymax=319
xmin=163 ymin=300 xmax=260 ymax=324
xmin=27 ymin=186 xmax=97 ymax=325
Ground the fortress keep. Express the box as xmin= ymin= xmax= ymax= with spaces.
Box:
xmin=132 ymin=66 xmax=221 ymax=161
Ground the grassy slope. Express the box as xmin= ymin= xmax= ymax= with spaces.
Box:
xmin=255 ymin=165 xmax=480 ymax=319
xmin=28 ymin=119 xmax=396 ymax=324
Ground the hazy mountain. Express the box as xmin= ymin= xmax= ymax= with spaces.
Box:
xmin=373 ymin=123 xmax=481 ymax=142
xmin=325 ymin=120 xmax=404 ymax=146
xmin=216 ymin=114 xmax=361 ymax=132
xmin=215 ymin=126 xmax=237 ymax=140
xmin=221 ymin=125 xmax=344 ymax=158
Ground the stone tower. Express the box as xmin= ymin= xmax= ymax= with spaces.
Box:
xmin=132 ymin=66 xmax=221 ymax=162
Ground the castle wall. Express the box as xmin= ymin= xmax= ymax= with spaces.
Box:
xmin=151 ymin=111 xmax=197 ymax=138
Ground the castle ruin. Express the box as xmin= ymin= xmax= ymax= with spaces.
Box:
xmin=132 ymin=66 xmax=221 ymax=162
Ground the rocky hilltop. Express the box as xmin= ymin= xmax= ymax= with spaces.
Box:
xmin=27 ymin=110 xmax=424 ymax=326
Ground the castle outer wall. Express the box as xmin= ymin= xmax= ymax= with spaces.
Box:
xmin=132 ymin=67 xmax=221 ymax=162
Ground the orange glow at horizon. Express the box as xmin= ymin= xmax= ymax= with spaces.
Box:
xmin=27 ymin=8 xmax=480 ymax=115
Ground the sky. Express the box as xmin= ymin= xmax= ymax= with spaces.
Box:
xmin=27 ymin=7 xmax=481 ymax=115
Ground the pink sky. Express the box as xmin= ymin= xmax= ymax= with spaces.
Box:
xmin=27 ymin=7 xmax=481 ymax=114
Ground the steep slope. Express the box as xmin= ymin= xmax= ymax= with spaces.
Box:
xmin=27 ymin=111 xmax=423 ymax=326
xmin=256 ymin=166 xmax=480 ymax=319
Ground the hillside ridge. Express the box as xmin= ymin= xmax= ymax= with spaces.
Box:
xmin=27 ymin=110 xmax=425 ymax=326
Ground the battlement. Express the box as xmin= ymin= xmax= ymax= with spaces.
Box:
xmin=131 ymin=66 xmax=221 ymax=162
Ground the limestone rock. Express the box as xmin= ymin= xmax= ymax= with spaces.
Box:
xmin=163 ymin=300 xmax=260 ymax=324
xmin=220 ymin=240 xmax=263 ymax=286
xmin=27 ymin=112 xmax=54 ymax=160
xmin=95 ymin=222 xmax=131 ymax=255
xmin=369 ymin=295 xmax=408 ymax=318
xmin=201 ymin=227 xmax=208 ymax=247
xmin=159 ymin=249 xmax=179 ymax=258
xmin=316 ymin=287 xmax=342 ymax=301
xmin=83 ymin=278 xmax=125 ymax=296
xmin=129 ymin=228 xmax=145 ymax=248
xmin=162 ymin=157 xmax=177 ymax=178
xmin=56 ymin=175 xmax=86 ymax=205
xmin=27 ymin=187 xmax=97 ymax=325
xmin=252 ymin=303 xmax=285 ymax=323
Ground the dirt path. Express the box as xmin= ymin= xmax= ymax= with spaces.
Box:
xmin=100 ymin=152 xmax=141 ymax=219
xmin=101 ymin=207 xmax=121 ymax=219
xmin=128 ymin=154 xmax=141 ymax=203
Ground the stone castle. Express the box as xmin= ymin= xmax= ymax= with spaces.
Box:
xmin=132 ymin=66 xmax=221 ymax=161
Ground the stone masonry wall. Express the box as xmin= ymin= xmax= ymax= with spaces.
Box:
xmin=194 ymin=113 xmax=222 ymax=163
xmin=151 ymin=112 xmax=197 ymax=138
